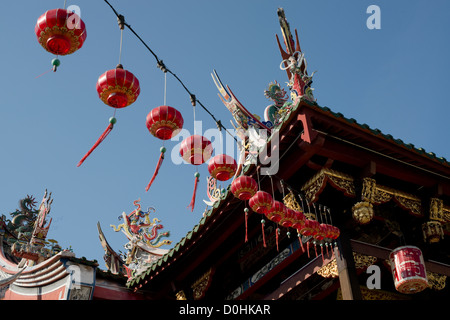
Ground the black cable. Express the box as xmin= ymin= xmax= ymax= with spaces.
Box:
xmin=103 ymin=0 xmax=237 ymax=142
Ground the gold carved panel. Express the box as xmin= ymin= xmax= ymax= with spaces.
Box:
xmin=302 ymin=168 xmax=355 ymax=203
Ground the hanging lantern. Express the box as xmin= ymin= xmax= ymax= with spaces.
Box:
xmin=249 ymin=191 xmax=273 ymax=248
xmin=249 ymin=191 xmax=273 ymax=215
xmin=352 ymin=201 xmax=374 ymax=225
xmin=231 ymin=176 xmax=258 ymax=200
xmin=299 ymin=219 xmax=320 ymax=237
xmin=266 ymin=200 xmax=286 ymax=224
xmin=389 ymin=246 xmax=428 ymax=294
xmin=279 ymin=208 xmax=304 ymax=228
xmin=231 ymin=175 xmax=258 ymax=243
xmin=422 ymin=221 xmax=444 ymax=244
xmin=179 ymin=135 xmax=213 ymax=211
xmin=77 ymin=64 xmax=140 ymax=167
xmin=180 ymin=135 xmax=213 ymax=165
xmin=290 ymin=210 xmax=305 ymax=230
xmin=96 ymin=64 xmax=141 ymax=109
xmin=145 ymin=106 xmax=184 ymax=192
xmin=298 ymin=218 xmax=319 ymax=258
xmin=146 ymin=105 xmax=184 ymax=140
xmin=208 ymin=154 xmax=237 ymax=181
xmin=35 ymin=8 xmax=87 ymax=64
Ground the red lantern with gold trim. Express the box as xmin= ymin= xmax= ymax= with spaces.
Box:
xmin=77 ymin=64 xmax=140 ymax=167
xmin=208 ymin=154 xmax=237 ymax=181
xmin=146 ymin=105 xmax=184 ymax=140
xmin=291 ymin=210 xmax=305 ymax=230
xmin=266 ymin=200 xmax=286 ymax=224
xmin=249 ymin=191 xmax=273 ymax=248
xmin=96 ymin=65 xmax=140 ymax=109
xmin=298 ymin=219 xmax=319 ymax=258
xmin=230 ymin=175 xmax=258 ymax=243
xmin=144 ymin=105 xmax=184 ymax=192
xmin=35 ymin=8 xmax=87 ymax=56
xmin=180 ymin=135 xmax=213 ymax=212
xmin=231 ymin=176 xmax=258 ymax=201
xmin=249 ymin=191 xmax=273 ymax=215
xmin=180 ymin=135 xmax=213 ymax=166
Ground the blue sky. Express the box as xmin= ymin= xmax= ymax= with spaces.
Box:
xmin=1 ymin=1 xmax=449 ymax=269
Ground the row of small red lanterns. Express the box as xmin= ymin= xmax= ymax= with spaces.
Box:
xmin=230 ymin=175 xmax=340 ymax=260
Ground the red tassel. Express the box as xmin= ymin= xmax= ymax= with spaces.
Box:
xmin=145 ymin=149 xmax=165 ymax=192
xmin=276 ymin=228 xmax=280 ymax=252
xmin=325 ymin=243 xmax=329 ymax=257
xmin=188 ymin=173 xmax=200 ymax=212
xmin=244 ymin=208 xmax=249 ymax=242
xmin=314 ymin=242 xmax=318 ymax=257
xmin=261 ymin=220 xmax=266 ymax=248
xmin=307 ymin=241 xmax=310 ymax=258
xmin=321 ymin=245 xmax=324 ymax=263
xmin=298 ymin=235 xmax=305 ymax=252
xmin=77 ymin=121 xmax=114 ymax=167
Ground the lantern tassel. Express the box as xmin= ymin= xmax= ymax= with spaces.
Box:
xmin=244 ymin=209 xmax=249 ymax=242
xmin=261 ymin=221 xmax=267 ymax=248
xmin=188 ymin=173 xmax=200 ymax=212
xmin=145 ymin=148 xmax=165 ymax=192
xmin=314 ymin=242 xmax=318 ymax=257
xmin=321 ymin=244 xmax=324 ymax=263
xmin=307 ymin=241 xmax=310 ymax=258
xmin=298 ymin=234 xmax=305 ymax=252
xmin=77 ymin=121 xmax=114 ymax=167
xmin=276 ymin=228 xmax=280 ymax=252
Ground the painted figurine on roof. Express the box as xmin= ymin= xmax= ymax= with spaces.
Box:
xmin=276 ymin=8 xmax=316 ymax=103
xmin=0 ymin=191 xmax=98 ymax=300
xmin=1 ymin=190 xmax=62 ymax=266
xmin=98 ymin=199 xmax=171 ymax=279
xmin=211 ymin=8 xmax=317 ymax=179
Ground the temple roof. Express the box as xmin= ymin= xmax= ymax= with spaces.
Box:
xmin=126 ymin=97 xmax=450 ymax=290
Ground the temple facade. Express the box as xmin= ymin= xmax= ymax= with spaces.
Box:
xmin=124 ymin=9 xmax=450 ymax=300
xmin=2 ymin=8 xmax=449 ymax=301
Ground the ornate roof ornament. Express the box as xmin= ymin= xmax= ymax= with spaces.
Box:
xmin=99 ymin=199 xmax=171 ymax=279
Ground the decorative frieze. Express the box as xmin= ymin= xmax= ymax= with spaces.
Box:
xmin=301 ymin=168 xmax=355 ymax=203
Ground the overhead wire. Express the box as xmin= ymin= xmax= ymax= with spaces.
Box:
xmin=103 ymin=0 xmax=237 ymax=143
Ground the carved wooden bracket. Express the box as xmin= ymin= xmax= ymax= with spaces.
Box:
xmin=360 ymin=177 xmax=423 ymax=217
xmin=301 ymin=168 xmax=355 ymax=203
xmin=191 ymin=267 xmax=214 ymax=300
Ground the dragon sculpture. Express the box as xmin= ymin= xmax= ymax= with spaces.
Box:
xmin=276 ymin=8 xmax=316 ymax=103
xmin=1 ymin=190 xmax=61 ymax=266
xmin=98 ymin=199 xmax=171 ymax=278
xmin=210 ymin=8 xmax=317 ymax=181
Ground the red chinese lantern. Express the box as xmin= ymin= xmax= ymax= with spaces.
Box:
xmin=146 ymin=105 xmax=184 ymax=140
xmin=249 ymin=191 xmax=273 ymax=247
xmin=231 ymin=175 xmax=258 ymax=243
xmin=279 ymin=208 xmax=302 ymax=228
xmin=298 ymin=219 xmax=319 ymax=258
xmin=291 ymin=210 xmax=305 ymax=229
xmin=313 ymin=223 xmax=329 ymax=260
xmin=35 ymin=8 xmax=87 ymax=71
xmin=145 ymin=106 xmax=184 ymax=192
xmin=299 ymin=219 xmax=320 ymax=237
xmin=266 ymin=200 xmax=286 ymax=224
xmin=267 ymin=201 xmax=286 ymax=251
xmin=180 ymin=135 xmax=213 ymax=211
xmin=180 ymin=135 xmax=213 ymax=166
xmin=249 ymin=191 xmax=273 ymax=215
xmin=208 ymin=154 xmax=237 ymax=181
xmin=96 ymin=65 xmax=140 ymax=109
xmin=77 ymin=64 xmax=140 ymax=167
xmin=389 ymin=246 xmax=428 ymax=294
xmin=231 ymin=176 xmax=258 ymax=200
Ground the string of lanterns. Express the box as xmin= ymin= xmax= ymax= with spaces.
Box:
xmin=231 ymin=174 xmax=340 ymax=261
xmin=33 ymin=4 xmax=432 ymax=297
